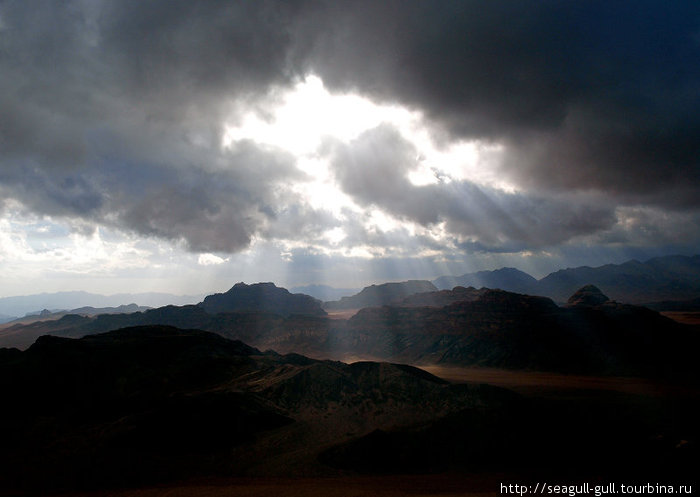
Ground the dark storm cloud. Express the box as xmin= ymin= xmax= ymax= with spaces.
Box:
xmin=329 ymin=125 xmax=617 ymax=251
xmin=299 ymin=1 xmax=700 ymax=205
xmin=0 ymin=0 xmax=312 ymax=251
xmin=1 ymin=0 xmax=698 ymax=256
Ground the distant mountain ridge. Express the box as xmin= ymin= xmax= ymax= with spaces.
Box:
xmin=397 ymin=286 xmax=486 ymax=307
xmin=536 ymin=255 xmax=700 ymax=303
xmin=324 ymin=280 xmax=437 ymax=310
xmin=1 ymin=304 xmax=151 ymax=328
xmin=0 ymin=291 xmax=202 ymax=318
xmin=433 ymin=255 xmax=700 ymax=304
xmin=433 ymin=267 xmax=538 ymax=295
xmin=4 ymin=283 xmax=698 ymax=380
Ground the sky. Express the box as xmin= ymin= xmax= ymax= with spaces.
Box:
xmin=1 ymin=1 xmax=700 ymax=297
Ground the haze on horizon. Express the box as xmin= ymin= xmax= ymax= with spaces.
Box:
xmin=1 ymin=1 xmax=699 ymax=298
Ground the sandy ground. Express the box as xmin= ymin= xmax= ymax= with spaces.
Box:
xmin=421 ymin=365 xmax=699 ymax=397
xmin=660 ymin=311 xmax=700 ymax=325
xmin=324 ymin=309 xmax=361 ymax=320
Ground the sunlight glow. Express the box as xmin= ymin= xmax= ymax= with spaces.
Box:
xmin=219 ymin=73 xmax=514 ymax=264
xmin=222 ymin=74 xmax=511 ymax=195
xmin=198 ymin=253 xmax=229 ymax=266
xmin=324 ymin=227 xmax=347 ymax=245
xmin=222 ymin=75 xmax=417 ymax=155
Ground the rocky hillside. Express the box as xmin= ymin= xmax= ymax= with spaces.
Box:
xmin=340 ymin=287 xmax=700 ymax=378
xmin=397 ymin=286 xmax=486 ymax=307
xmin=2 ymin=285 xmax=699 ymax=380
xmin=433 ymin=267 xmax=538 ymax=294
xmin=0 ymin=325 xmax=508 ymax=493
xmin=324 ymin=280 xmax=437 ymax=310
xmin=199 ymin=282 xmax=326 ymax=317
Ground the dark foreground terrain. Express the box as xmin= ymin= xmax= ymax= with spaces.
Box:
xmin=0 ymin=325 xmax=697 ymax=496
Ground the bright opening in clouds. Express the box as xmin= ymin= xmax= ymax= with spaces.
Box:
xmin=222 ymin=75 xmax=416 ymax=154
xmin=0 ymin=1 xmax=699 ymax=296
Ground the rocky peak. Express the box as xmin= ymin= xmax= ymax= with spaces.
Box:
xmin=566 ymin=285 xmax=610 ymax=307
xmin=199 ymin=282 xmax=326 ymax=317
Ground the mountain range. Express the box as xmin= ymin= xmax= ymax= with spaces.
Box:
xmin=0 ymin=291 xmax=202 ymax=320
xmin=433 ymin=267 xmax=538 ymax=295
xmin=0 ymin=326 xmax=511 ymax=491
xmin=324 ymin=280 xmax=438 ymax=309
xmin=342 ymin=286 xmax=700 ymax=378
xmin=2 ymin=255 xmax=699 ymax=320
xmin=432 ymin=255 xmax=700 ymax=304
xmin=1 ymin=259 xmax=699 ymax=493
xmin=1 ymin=325 xmax=696 ymax=494
xmin=2 ymin=281 xmax=698 ymax=382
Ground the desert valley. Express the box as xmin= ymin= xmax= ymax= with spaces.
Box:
xmin=3 ymin=2 xmax=700 ymax=495
xmin=0 ymin=256 xmax=698 ymax=496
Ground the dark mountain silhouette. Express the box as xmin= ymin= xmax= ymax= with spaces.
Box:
xmin=1 ymin=325 xmax=696 ymax=494
xmin=565 ymin=284 xmax=610 ymax=307
xmin=430 ymin=255 xmax=700 ymax=304
xmin=199 ymin=282 xmax=326 ymax=317
xmin=433 ymin=267 xmax=538 ymax=294
xmin=289 ymin=284 xmax=359 ymax=301
xmin=0 ymin=325 xmax=509 ymax=493
xmin=0 ymin=291 xmax=201 ymax=318
xmin=397 ymin=286 xmax=486 ymax=307
xmin=537 ymin=255 xmax=700 ymax=303
xmin=0 ymin=302 xmax=333 ymax=353
xmin=2 ymin=284 xmax=699 ymax=381
xmin=324 ymin=280 xmax=437 ymax=310
xmin=320 ymin=391 xmax=700 ymax=479
xmin=340 ymin=287 xmax=700 ymax=379
xmin=2 ymin=303 xmax=150 ymax=327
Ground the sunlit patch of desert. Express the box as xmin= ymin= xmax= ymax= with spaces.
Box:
xmin=324 ymin=309 xmax=361 ymax=320
xmin=421 ymin=365 xmax=699 ymax=397
xmin=660 ymin=311 xmax=700 ymax=325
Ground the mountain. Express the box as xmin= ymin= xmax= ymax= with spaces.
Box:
xmin=289 ymin=284 xmax=359 ymax=301
xmin=397 ymin=286 xmax=486 ymax=307
xmin=324 ymin=280 xmax=437 ymax=310
xmin=340 ymin=287 xmax=700 ymax=378
xmin=0 ymin=325 xmax=508 ymax=492
xmin=1 ymin=325 xmax=696 ymax=493
xmin=433 ymin=267 xmax=538 ymax=294
xmin=0 ymin=313 xmax=16 ymax=325
xmin=0 ymin=303 xmax=333 ymax=353
xmin=537 ymin=255 xmax=700 ymax=303
xmin=1 ymin=303 xmax=150 ymax=327
xmin=199 ymin=282 xmax=326 ymax=317
xmin=433 ymin=255 xmax=700 ymax=304
xmin=0 ymin=291 xmax=201 ymax=318
xmin=2 ymin=283 xmax=699 ymax=380
xmin=565 ymin=284 xmax=610 ymax=307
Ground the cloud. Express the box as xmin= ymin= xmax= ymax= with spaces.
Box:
xmin=0 ymin=0 xmax=698 ymax=265
xmin=299 ymin=1 xmax=700 ymax=205
xmin=197 ymin=253 xmax=228 ymax=266
xmin=0 ymin=1 xmax=314 ymax=253
xmin=329 ymin=125 xmax=618 ymax=251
